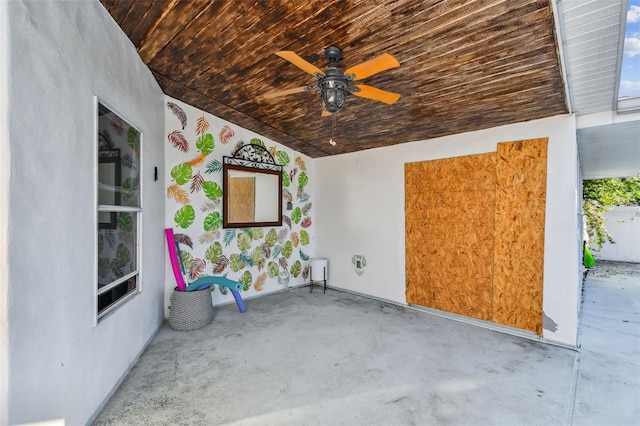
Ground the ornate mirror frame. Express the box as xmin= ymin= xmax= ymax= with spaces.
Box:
xmin=222 ymin=144 xmax=283 ymax=228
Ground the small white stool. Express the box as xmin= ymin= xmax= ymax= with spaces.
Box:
xmin=310 ymin=257 xmax=328 ymax=293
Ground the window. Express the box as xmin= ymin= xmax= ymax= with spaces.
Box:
xmin=96 ymin=100 xmax=142 ymax=321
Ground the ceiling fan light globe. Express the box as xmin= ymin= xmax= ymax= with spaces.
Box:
xmin=320 ymin=77 xmax=347 ymax=113
xmin=322 ymin=87 xmax=344 ymax=113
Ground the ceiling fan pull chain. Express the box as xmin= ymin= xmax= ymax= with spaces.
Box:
xmin=329 ymin=113 xmax=337 ymax=146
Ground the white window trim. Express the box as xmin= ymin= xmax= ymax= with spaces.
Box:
xmin=94 ymin=96 xmax=144 ymax=325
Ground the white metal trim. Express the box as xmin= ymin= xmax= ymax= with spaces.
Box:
xmin=137 ymin=127 xmax=143 ymax=293
xmin=613 ymin=0 xmax=629 ymax=108
xmin=93 ymin=95 xmax=99 ymax=326
xmin=97 ymin=271 xmax=139 ymax=295
xmin=94 ymin=96 xmax=144 ymax=325
xmin=618 ymin=96 xmax=640 ymax=113
xmin=97 ymin=205 xmax=142 ymax=212
xmin=552 ymin=0 xmax=574 ymax=113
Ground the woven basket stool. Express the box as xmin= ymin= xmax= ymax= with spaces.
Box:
xmin=169 ymin=287 xmax=214 ymax=331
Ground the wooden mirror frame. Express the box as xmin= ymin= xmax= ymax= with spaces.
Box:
xmin=222 ymin=144 xmax=283 ymax=228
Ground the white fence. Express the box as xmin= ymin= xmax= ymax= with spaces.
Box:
xmin=591 ymin=206 xmax=640 ymax=262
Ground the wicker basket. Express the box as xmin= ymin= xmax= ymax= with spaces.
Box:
xmin=169 ymin=288 xmax=214 ymax=331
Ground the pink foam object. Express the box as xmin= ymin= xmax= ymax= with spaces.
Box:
xmin=165 ymin=228 xmax=187 ymax=291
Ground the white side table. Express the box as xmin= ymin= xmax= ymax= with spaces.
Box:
xmin=310 ymin=257 xmax=328 ymax=293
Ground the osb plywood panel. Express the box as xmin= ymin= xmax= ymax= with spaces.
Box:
xmin=493 ymin=139 xmax=548 ymax=335
xmin=406 ymin=153 xmax=496 ymax=320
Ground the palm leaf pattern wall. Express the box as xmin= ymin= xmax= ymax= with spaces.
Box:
xmin=165 ymin=99 xmax=313 ymax=300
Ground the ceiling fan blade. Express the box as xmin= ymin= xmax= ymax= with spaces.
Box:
xmin=276 ymin=51 xmax=325 ymax=76
xmin=352 ymin=84 xmax=401 ymax=105
xmin=345 ymin=53 xmax=400 ymax=80
xmin=321 ymin=108 xmax=332 ymax=117
xmin=260 ymin=86 xmax=309 ymax=100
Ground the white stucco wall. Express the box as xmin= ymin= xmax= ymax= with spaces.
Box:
xmin=314 ymin=114 xmax=580 ymax=346
xmin=1 ymin=2 xmax=10 ymax=424
xmin=6 ymin=2 xmax=165 ymax=424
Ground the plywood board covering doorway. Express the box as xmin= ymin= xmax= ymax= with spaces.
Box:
xmin=405 ymin=153 xmax=497 ymax=320
xmin=493 ymin=140 xmax=548 ymax=334
xmin=405 ymin=138 xmax=548 ymax=334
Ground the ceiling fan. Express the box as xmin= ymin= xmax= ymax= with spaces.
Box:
xmin=262 ymin=46 xmax=401 ymax=115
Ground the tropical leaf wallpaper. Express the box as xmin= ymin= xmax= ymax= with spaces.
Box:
xmin=164 ymin=98 xmax=314 ymax=308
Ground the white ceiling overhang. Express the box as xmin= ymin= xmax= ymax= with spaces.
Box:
xmin=578 ymin=116 xmax=640 ymax=179
xmin=555 ymin=0 xmax=640 ymax=179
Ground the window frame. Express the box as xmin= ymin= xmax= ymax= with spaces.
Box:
xmin=94 ymin=96 xmax=143 ymax=324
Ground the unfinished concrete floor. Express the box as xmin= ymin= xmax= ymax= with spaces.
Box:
xmin=94 ymin=264 xmax=639 ymax=425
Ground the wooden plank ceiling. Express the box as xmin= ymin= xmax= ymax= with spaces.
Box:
xmin=101 ymin=0 xmax=567 ymax=158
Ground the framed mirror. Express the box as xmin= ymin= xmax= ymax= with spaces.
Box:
xmin=223 ymin=144 xmax=283 ymax=228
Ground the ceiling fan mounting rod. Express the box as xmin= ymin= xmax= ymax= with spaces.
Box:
xmin=325 ymin=46 xmax=343 ymax=64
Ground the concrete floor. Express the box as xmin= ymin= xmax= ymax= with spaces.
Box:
xmin=572 ymin=261 xmax=640 ymax=425
xmin=94 ymin=264 xmax=639 ymax=425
